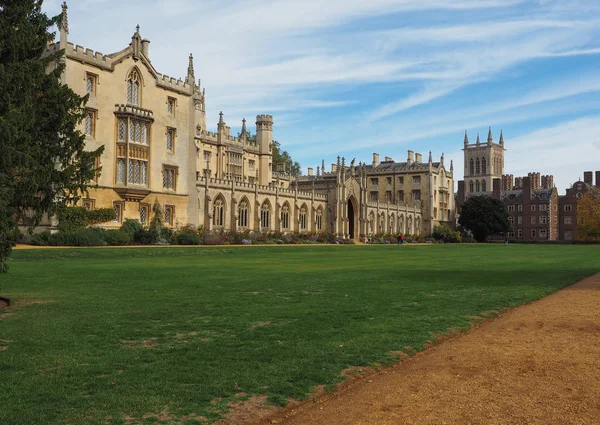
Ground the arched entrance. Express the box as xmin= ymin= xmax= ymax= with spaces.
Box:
xmin=348 ymin=196 xmax=357 ymax=240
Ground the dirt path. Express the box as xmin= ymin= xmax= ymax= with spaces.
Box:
xmin=251 ymin=273 xmax=600 ymax=425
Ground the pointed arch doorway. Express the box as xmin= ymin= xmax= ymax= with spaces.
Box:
xmin=348 ymin=196 xmax=358 ymax=240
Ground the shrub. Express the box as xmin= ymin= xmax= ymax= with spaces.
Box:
xmin=121 ymin=219 xmax=143 ymax=239
xmin=203 ymin=232 xmax=226 ymax=245
xmin=29 ymin=231 xmax=52 ymax=246
xmin=173 ymin=225 xmax=201 ymax=245
xmin=104 ymin=229 xmax=131 ymax=246
xmin=48 ymin=228 xmax=105 ymax=247
xmin=57 ymin=207 xmax=116 ymax=232
xmin=432 ymin=225 xmax=462 ymax=243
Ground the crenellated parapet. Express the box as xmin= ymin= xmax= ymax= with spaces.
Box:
xmin=197 ymin=176 xmax=328 ymax=201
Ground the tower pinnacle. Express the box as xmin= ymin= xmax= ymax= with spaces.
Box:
xmin=61 ymin=2 xmax=69 ymax=34
xmin=499 ymin=129 xmax=505 ymax=145
xmin=464 ymin=130 xmax=469 ymax=146
xmin=487 ymin=126 xmax=493 ymax=144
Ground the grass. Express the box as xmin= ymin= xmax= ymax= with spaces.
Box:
xmin=0 ymin=244 xmax=599 ymax=424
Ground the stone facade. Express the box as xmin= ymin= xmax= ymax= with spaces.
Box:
xmin=39 ymin=4 xmax=458 ymax=238
xmin=462 ymin=128 xmax=505 ymax=196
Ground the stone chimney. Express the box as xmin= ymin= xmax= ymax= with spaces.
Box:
xmin=331 ymin=164 xmax=337 ymax=173
xmin=407 ymin=150 xmax=414 ymax=165
xmin=584 ymin=171 xmax=593 ymax=185
xmin=415 ymin=153 xmax=422 ymax=164
xmin=596 ymin=171 xmax=600 ymax=187
xmin=141 ymin=39 xmax=150 ymax=58
xmin=308 ymin=168 xmax=314 ymax=177
xmin=373 ymin=153 xmax=380 ymax=167
xmin=523 ymin=176 xmax=533 ymax=201
xmin=384 ymin=156 xmax=392 ymax=162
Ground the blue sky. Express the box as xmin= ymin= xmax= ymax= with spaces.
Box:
xmin=45 ymin=0 xmax=600 ymax=193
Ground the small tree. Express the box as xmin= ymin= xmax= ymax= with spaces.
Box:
xmin=0 ymin=1 xmax=103 ymax=272
xmin=576 ymin=190 xmax=600 ymax=241
xmin=458 ymin=196 xmax=510 ymax=242
xmin=238 ymin=131 xmax=301 ymax=177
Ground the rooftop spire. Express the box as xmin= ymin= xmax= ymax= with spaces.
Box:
xmin=464 ymin=130 xmax=469 ymax=145
xmin=187 ymin=53 xmax=195 ymax=83
xmin=241 ymin=118 xmax=247 ymax=138
xmin=487 ymin=126 xmax=493 ymax=144
xmin=428 ymin=151 xmax=433 ymax=164
xmin=476 ymin=133 xmax=481 ymax=146
xmin=499 ymin=129 xmax=505 ymax=145
xmin=450 ymin=159 xmax=454 ymax=171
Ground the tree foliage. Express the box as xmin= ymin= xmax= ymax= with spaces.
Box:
xmin=0 ymin=1 xmax=103 ymax=272
xmin=432 ymin=225 xmax=462 ymax=243
xmin=576 ymin=190 xmax=600 ymax=240
xmin=239 ymin=131 xmax=301 ymax=178
xmin=458 ymin=196 xmax=510 ymax=242
xmin=56 ymin=207 xmax=116 ymax=232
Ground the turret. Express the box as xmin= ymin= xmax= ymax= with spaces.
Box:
xmin=240 ymin=118 xmax=247 ymax=142
xmin=256 ymin=114 xmax=273 ymax=185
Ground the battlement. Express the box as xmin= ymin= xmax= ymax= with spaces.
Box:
xmin=256 ymin=114 xmax=273 ymax=123
xmin=65 ymin=42 xmax=111 ymax=70
xmin=156 ymin=72 xmax=193 ymax=93
xmin=197 ymin=176 xmax=327 ymax=201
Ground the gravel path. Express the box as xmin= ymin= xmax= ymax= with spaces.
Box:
xmin=257 ymin=272 xmax=600 ymax=425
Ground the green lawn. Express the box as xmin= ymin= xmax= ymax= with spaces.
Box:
xmin=1 ymin=245 xmax=599 ymax=424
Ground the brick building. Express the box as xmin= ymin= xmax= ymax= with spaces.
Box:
xmin=559 ymin=171 xmax=600 ymax=240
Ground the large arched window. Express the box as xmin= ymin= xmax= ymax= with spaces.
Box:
xmin=299 ymin=205 xmax=308 ymax=231
xmin=482 ymin=158 xmax=487 ymax=174
xmin=482 ymin=180 xmax=487 ymax=192
xmin=469 ymin=159 xmax=474 ymax=176
xmin=476 ymin=158 xmax=481 ymax=174
xmin=213 ymin=195 xmax=225 ymax=227
xmin=469 ymin=181 xmax=474 ymax=193
xmin=281 ymin=203 xmax=290 ymax=230
xmin=127 ymin=69 xmax=141 ymax=106
xmin=316 ymin=207 xmax=323 ymax=231
xmin=260 ymin=201 xmax=271 ymax=230
xmin=476 ymin=180 xmax=480 ymax=192
xmin=238 ymin=198 xmax=249 ymax=228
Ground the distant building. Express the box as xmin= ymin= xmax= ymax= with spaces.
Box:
xmin=457 ymin=131 xmax=559 ymax=241
xmin=559 ymin=171 xmax=600 ymax=241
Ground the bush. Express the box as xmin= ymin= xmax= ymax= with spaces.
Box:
xmin=104 ymin=229 xmax=131 ymax=246
xmin=57 ymin=207 xmax=116 ymax=232
xmin=173 ymin=225 xmax=201 ymax=245
xmin=203 ymin=232 xmax=226 ymax=245
xmin=29 ymin=231 xmax=52 ymax=246
xmin=48 ymin=228 xmax=106 ymax=247
xmin=121 ymin=219 xmax=143 ymax=239
xmin=432 ymin=225 xmax=462 ymax=243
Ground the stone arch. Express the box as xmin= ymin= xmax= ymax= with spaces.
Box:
xmin=415 ymin=216 xmax=421 ymax=235
xmin=237 ymin=196 xmax=250 ymax=229
xmin=347 ymin=195 xmax=358 ymax=239
xmin=476 ymin=158 xmax=481 ymax=175
xmin=475 ymin=180 xmax=480 ymax=192
xmin=315 ymin=206 xmax=324 ymax=231
xmin=213 ymin=193 xmax=226 ymax=228
xmin=389 ymin=213 xmax=396 ymax=234
xmin=482 ymin=180 xmax=487 ymax=192
xmin=299 ymin=203 xmax=308 ymax=232
xmin=260 ymin=199 xmax=272 ymax=231
xmin=126 ymin=66 xmax=144 ymax=106
xmin=469 ymin=181 xmax=474 ymax=193
xmin=399 ymin=214 xmax=405 ymax=234
xmin=368 ymin=211 xmax=375 ymax=234
xmin=469 ymin=159 xmax=474 ymax=176
xmin=379 ymin=212 xmax=386 ymax=233
xmin=407 ymin=215 xmax=413 ymax=235
xmin=280 ymin=201 xmax=291 ymax=231
xmin=482 ymin=158 xmax=487 ymax=174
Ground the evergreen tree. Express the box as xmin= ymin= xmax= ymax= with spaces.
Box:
xmin=458 ymin=195 xmax=510 ymax=242
xmin=0 ymin=0 xmax=103 ymax=273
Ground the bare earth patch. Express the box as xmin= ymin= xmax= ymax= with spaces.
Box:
xmin=236 ymin=272 xmax=600 ymax=425
xmin=0 ymin=298 xmax=10 ymax=310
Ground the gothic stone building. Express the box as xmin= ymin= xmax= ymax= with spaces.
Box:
xmin=44 ymin=4 xmax=456 ymax=238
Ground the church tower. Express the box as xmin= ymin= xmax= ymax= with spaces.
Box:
xmin=463 ymin=128 xmax=505 ymax=196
